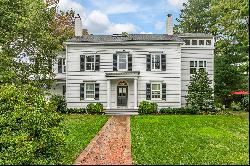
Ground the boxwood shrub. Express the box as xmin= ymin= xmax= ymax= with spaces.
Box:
xmin=0 ymin=84 xmax=65 ymax=165
xmin=138 ymin=101 xmax=158 ymax=114
xmin=160 ymin=107 xmax=198 ymax=115
xmin=86 ymin=103 xmax=104 ymax=114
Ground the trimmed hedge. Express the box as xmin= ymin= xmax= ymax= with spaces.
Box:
xmin=160 ymin=107 xmax=198 ymax=115
xmin=138 ymin=101 xmax=158 ymax=114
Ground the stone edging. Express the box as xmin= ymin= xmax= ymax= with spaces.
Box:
xmin=73 ymin=116 xmax=114 ymax=165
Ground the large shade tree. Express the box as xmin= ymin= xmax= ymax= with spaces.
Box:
xmin=0 ymin=0 xmax=77 ymax=88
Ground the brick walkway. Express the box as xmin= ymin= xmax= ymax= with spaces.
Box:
xmin=73 ymin=116 xmax=132 ymax=165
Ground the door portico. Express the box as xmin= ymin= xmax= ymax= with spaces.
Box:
xmin=105 ymin=71 xmax=140 ymax=109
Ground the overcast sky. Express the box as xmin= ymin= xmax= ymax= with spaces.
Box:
xmin=58 ymin=0 xmax=187 ymax=34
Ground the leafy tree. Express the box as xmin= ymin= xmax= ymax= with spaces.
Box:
xmin=175 ymin=0 xmax=249 ymax=105
xmin=0 ymin=84 xmax=65 ymax=164
xmin=186 ymin=69 xmax=214 ymax=112
xmin=0 ymin=0 xmax=75 ymax=88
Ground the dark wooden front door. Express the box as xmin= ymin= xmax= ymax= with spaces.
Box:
xmin=117 ymin=86 xmax=128 ymax=106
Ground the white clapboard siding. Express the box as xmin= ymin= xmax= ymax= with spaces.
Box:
xmin=181 ymin=47 xmax=214 ymax=106
xmin=65 ymin=44 xmax=182 ymax=109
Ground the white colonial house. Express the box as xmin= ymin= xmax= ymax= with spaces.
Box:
xmin=50 ymin=14 xmax=215 ymax=115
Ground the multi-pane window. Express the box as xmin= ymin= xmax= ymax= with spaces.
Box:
xmin=151 ymin=54 xmax=161 ymax=70
xmin=192 ymin=40 xmax=197 ymax=45
xmin=190 ymin=60 xmax=207 ymax=74
xmin=85 ymin=55 xmax=95 ymax=71
xmin=206 ymin=40 xmax=211 ymax=45
xmin=85 ymin=83 xmax=95 ymax=99
xmin=199 ymin=40 xmax=204 ymax=45
xmin=118 ymin=53 xmax=127 ymax=70
xmin=184 ymin=40 xmax=190 ymax=45
xmin=151 ymin=83 xmax=161 ymax=99
xmin=58 ymin=58 xmax=66 ymax=73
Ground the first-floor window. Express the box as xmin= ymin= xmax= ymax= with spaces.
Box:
xmin=151 ymin=83 xmax=161 ymax=99
xmin=190 ymin=60 xmax=206 ymax=74
xmin=85 ymin=83 xmax=95 ymax=99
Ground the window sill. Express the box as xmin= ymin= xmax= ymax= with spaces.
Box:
xmin=151 ymin=98 xmax=162 ymax=101
xmin=85 ymin=98 xmax=95 ymax=101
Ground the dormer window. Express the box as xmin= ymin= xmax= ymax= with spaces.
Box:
xmin=192 ymin=40 xmax=197 ymax=45
xmin=206 ymin=40 xmax=211 ymax=45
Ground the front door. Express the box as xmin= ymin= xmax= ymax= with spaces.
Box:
xmin=117 ymin=86 xmax=128 ymax=106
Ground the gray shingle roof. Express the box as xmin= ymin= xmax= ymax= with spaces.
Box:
xmin=67 ymin=34 xmax=183 ymax=43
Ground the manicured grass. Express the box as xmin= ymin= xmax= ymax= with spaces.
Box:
xmin=131 ymin=113 xmax=249 ymax=165
xmin=60 ymin=114 xmax=109 ymax=164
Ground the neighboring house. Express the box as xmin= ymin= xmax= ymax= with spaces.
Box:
xmin=50 ymin=14 xmax=215 ymax=115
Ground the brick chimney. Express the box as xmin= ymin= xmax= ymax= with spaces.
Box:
xmin=166 ymin=14 xmax=173 ymax=35
xmin=75 ymin=14 xmax=82 ymax=36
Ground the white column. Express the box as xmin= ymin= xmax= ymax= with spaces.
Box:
xmin=107 ymin=79 xmax=111 ymax=109
xmin=134 ymin=78 xmax=138 ymax=109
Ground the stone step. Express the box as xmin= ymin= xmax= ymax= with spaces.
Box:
xmin=105 ymin=109 xmax=138 ymax=115
xmin=105 ymin=112 xmax=138 ymax=115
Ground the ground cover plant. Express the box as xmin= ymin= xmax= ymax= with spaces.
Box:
xmin=131 ymin=114 xmax=249 ymax=165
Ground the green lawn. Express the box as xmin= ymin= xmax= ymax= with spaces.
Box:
xmin=131 ymin=114 xmax=249 ymax=165
xmin=60 ymin=114 xmax=109 ymax=164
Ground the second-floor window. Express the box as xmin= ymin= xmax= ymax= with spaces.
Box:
xmin=151 ymin=54 xmax=161 ymax=71
xmin=58 ymin=58 xmax=66 ymax=73
xmin=118 ymin=53 xmax=128 ymax=71
xmin=85 ymin=55 xmax=95 ymax=71
xmin=190 ymin=60 xmax=206 ymax=74
xmin=80 ymin=55 xmax=100 ymax=71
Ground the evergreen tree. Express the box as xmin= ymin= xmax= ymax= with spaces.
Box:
xmin=186 ymin=69 xmax=214 ymax=112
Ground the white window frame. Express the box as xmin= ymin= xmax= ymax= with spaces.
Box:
xmin=85 ymin=83 xmax=95 ymax=100
xmin=117 ymin=53 xmax=128 ymax=71
xmin=151 ymin=82 xmax=161 ymax=100
xmin=151 ymin=53 xmax=161 ymax=71
xmin=85 ymin=55 xmax=95 ymax=71
xmin=190 ymin=60 xmax=207 ymax=74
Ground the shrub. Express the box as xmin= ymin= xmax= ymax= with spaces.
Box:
xmin=186 ymin=69 xmax=215 ymax=113
xmin=138 ymin=101 xmax=158 ymax=114
xmin=230 ymin=101 xmax=242 ymax=111
xmin=241 ymin=96 xmax=249 ymax=111
xmin=160 ymin=107 xmax=198 ymax=115
xmin=0 ymin=84 xmax=65 ymax=165
xmin=66 ymin=108 xmax=86 ymax=114
xmin=95 ymin=102 xmax=104 ymax=114
xmin=86 ymin=103 xmax=104 ymax=114
xmin=50 ymin=95 xmax=67 ymax=113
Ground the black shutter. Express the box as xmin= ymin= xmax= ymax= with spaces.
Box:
xmin=95 ymin=83 xmax=99 ymax=100
xmin=95 ymin=55 xmax=100 ymax=71
xmin=80 ymin=55 xmax=85 ymax=71
xmin=113 ymin=54 xmax=117 ymax=71
xmin=161 ymin=54 xmax=166 ymax=71
xmin=80 ymin=83 xmax=85 ymax=100
xmin=58 ymin=58 xmax=62 ymax=73
xmin=162 ymin=83 xmax=166 ymax=100
xmin=146 ymin=54 xmax=151 ymax=71
xmin=146 ymin=83 xmax=151 ymax=100
xmin=128 ymin=54 xmax=132 ymax=71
